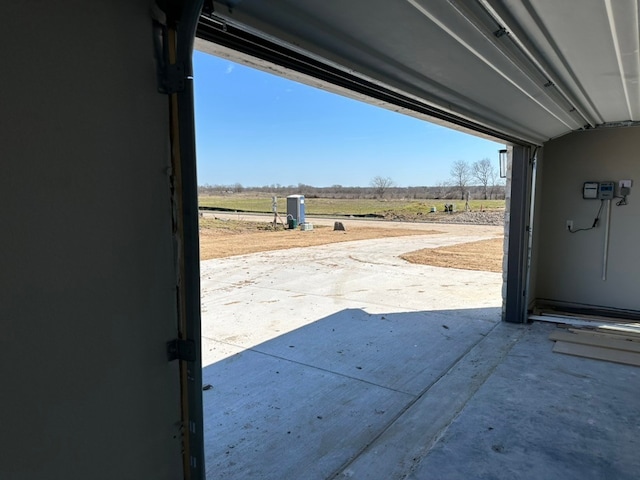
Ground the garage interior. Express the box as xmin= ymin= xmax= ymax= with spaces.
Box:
xmin=2 ymin=1 xmax=639 ymax=479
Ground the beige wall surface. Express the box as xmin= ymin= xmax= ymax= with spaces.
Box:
xmin=532 ymin=127 xmax=640 ymax=312
xmin=0 ymin=1 xmax=183 ymax=479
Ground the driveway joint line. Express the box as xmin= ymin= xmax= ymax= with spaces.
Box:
xmin=327 ymin=321 xmax=519 ymax=479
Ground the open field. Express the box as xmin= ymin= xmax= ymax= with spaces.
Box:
xmin=199 ymin=195 xmax=505 ymax=217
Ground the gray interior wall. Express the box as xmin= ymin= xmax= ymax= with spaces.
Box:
xmin=532 ymin=127 xmax=640 ymax=312
xmin=0 ymin=1 xmax=183 ymax=479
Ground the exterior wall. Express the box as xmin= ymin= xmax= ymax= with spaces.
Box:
xmin=531 ymin=127 xmax=640 ymax=312
xmin=0 ymin=1 xmax=183 ymax=479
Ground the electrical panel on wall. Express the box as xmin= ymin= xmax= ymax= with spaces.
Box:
xmin=583 ymin=181 xmax=616 ymax=200
xmin=598 ymin=181 xmax=615 ymax=199
xmin=574 ymin=179 xmax=632 ymax=281
xmin=583 ymin=180 xmax=632 ymax=201
xmin=583 ymin=182 xmax=599 ymax=199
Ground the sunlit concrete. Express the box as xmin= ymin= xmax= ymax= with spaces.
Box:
xmin=200 ymin=228 xmax=639 ymax=479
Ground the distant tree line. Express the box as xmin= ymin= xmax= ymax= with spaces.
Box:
xmin=198 ymin=181 xmax=505 ymax=200
xmin=199 ymin=158 xmax=505 ymax=200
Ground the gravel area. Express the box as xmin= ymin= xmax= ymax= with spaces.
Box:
xmin=383 ymin=210 xmax=505 ymax=226
xmin=432 ymin=210 xmax=505 ymax=225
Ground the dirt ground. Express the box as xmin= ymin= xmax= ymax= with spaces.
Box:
xmin=199 ymin=217 xmax=503 ymax=273
xmin=199 ymin=218 xmax=441 ymax=260
xmin=400 ymin=238 xmax=504 ymax=273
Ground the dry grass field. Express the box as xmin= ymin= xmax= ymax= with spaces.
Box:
xmin=199 ymin=195 xmax=505 ymax=217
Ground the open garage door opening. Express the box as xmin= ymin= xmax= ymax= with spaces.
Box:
xmin=192 ymin=42 xmax=518 ymax=477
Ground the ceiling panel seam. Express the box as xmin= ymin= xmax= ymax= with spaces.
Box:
xmin=604 ymin=0 xmax=636 ymax=121
xmin=406 ymin=0 xmax=576 ymax=130
xmin=261 ymin=4 xmax=537 ymax=137
xmin=449 ymin=0 xmax=588 ymax=130
xmin=634 ymin=1 xmax=640 ymax=119
xmin=484 ymin=0 xmax=604 ymax=126
xmin=635 ymin=1 xmax=640 ymax=118
xmin=447 ymin=0 xmax=585 ymax=130
xmin=222 ymin=1 xmax=548 ymax=141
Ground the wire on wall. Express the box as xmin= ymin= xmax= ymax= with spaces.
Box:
xmin=568 ymin=200 xmax=604 ymax=233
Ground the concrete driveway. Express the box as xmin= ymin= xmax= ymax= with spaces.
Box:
xmin=199 ymin=224 xmax=640 ymax=479
xmin=200 ymin=225 xmax=503 ymax=366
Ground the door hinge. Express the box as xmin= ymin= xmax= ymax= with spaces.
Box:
xmin=167 ymin=339 xmax=196 ymax=362
xmin=159 ymin=63 xmax=186 ymax=94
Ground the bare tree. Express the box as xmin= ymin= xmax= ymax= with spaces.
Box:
xmin=450 ymin=160 xmax=471 ymax=200
xmin=472 ymin=158 xmax=495 ymax=200
xmin=370 ymin=176 xmax=395 ymax=198
xmin=431 ymin=180 xmax=451 ymax=199
xmin=488 ymin=167 xmax=506 ymax=199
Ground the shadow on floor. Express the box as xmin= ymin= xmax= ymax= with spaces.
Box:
xmin=202 ymin=308 xmax=640 ymax=480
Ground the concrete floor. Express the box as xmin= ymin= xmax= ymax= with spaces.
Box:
xmin=200 ymin=224 xmax=640 ymax=479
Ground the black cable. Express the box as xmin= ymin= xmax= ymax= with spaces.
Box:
xmin=568 ymin=199 xmax=603 ymax=233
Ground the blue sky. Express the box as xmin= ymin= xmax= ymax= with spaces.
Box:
xmin=193 ymin=51 xmax=504 ymax=188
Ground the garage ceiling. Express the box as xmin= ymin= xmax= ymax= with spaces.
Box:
xmin=196 ymin=0 xmax=640 ymax=146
